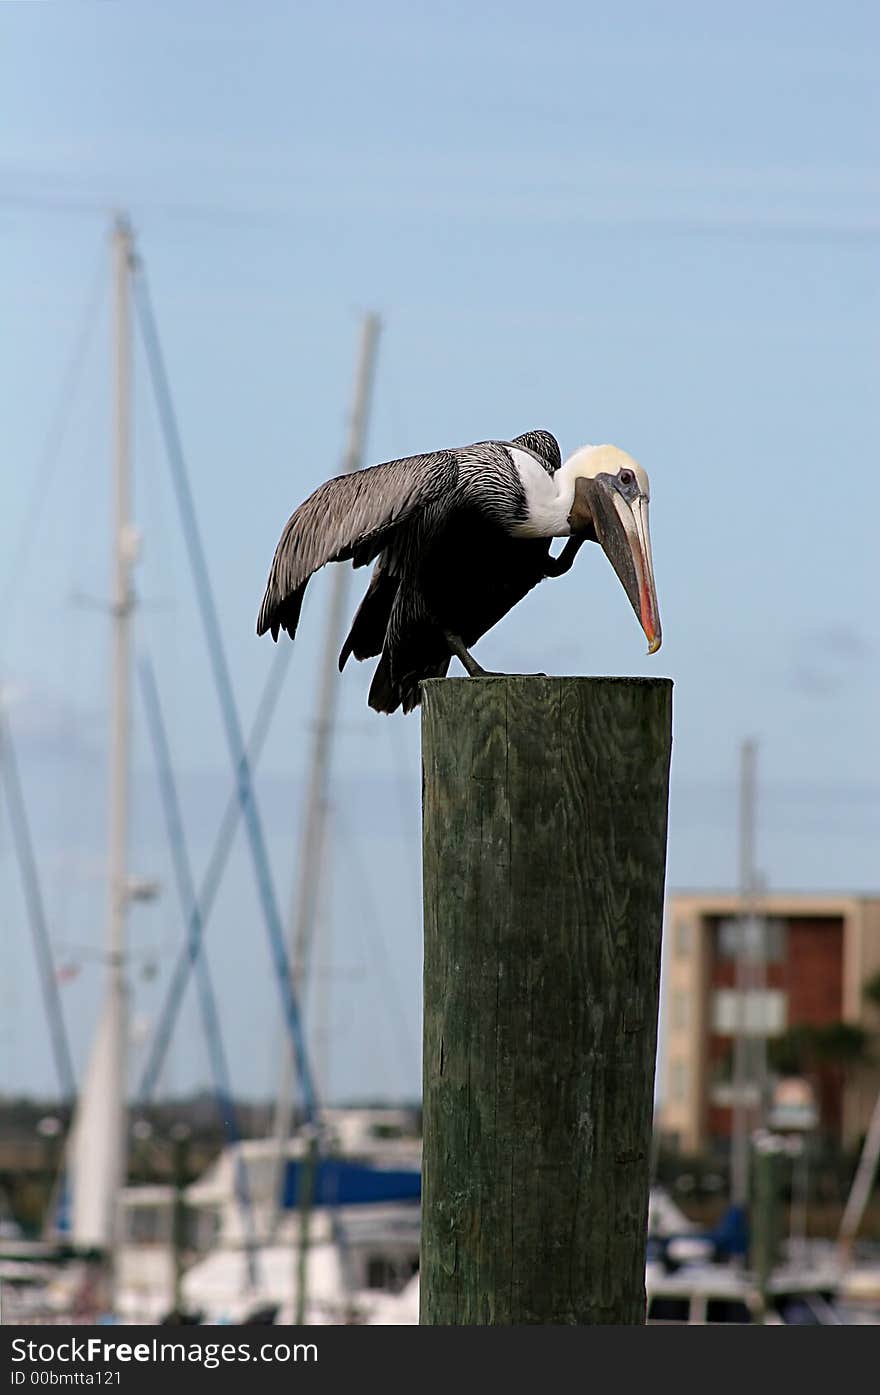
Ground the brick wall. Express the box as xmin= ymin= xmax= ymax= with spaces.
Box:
xmin=706 ymin=915 xmax=845 ymax=1139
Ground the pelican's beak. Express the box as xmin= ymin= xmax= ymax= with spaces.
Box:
xmin=592 ymin=485 xmax=662 ymax=654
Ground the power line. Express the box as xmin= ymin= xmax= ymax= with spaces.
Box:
xmin=2 ymin=188 xmax=879 ymax=244
xmin=0 ymin=191 xmax=272 ymax=229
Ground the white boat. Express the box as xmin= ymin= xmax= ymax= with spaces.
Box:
xmin=364 ymin=1257 xmax=852 ymax=1327
xmin=645 ymin=1258 xmax=847 ymax=1325
xmin=113 ymin=1108 xmax=421 ymax=1325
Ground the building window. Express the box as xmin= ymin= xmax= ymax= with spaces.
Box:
xmin=711 ymin=989 xmax=787 ymax=1036
xmin=125 ymin=1205 xmax=169 ymax=1246
xmin=370 ymin=1123 xmax=404 ymax=1140
xmin=671 ymin=990 xmax=690 ymax=1032
xmin=674 ymin=919 xmax=690 ymax=958
xmin=669 ymin=1059 xmax=689 ymax=1103
xmin=195 ymin=1207 xmax=221 ymax=1249
xmin=716 ymin=917 xmax=786 ymax=963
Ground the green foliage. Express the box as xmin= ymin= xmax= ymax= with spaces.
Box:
xmin=814 ymin=1021 xmax=870 ymax=1065
xmin=767 ymin=1025 xmax=813 ymax=1076
xmin=768 ymin=1020 xmax=872 ymax=1076
xmin=863 ymin=970 xmax=880 ymax=1014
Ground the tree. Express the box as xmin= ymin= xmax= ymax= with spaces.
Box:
xmin=863 ymin=970 xmax=880 ymax=1015
xmin=768 ymin=1022 xmax=871 ymax=1077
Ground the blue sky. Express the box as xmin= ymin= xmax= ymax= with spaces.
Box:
xmin=1 ymin=2 xmax=878 ymax=1105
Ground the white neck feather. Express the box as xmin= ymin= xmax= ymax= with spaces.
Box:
xmin=508 ymin=446 xmax=594 ymax=538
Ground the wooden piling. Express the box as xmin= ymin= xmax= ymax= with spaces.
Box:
xmin=420 ymin=676 xmax=672 ymax=1324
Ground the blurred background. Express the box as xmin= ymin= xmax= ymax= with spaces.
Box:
xmin=0 ymin=1 xmax=877 ymax=1325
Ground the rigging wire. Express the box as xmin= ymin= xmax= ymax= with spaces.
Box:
xmin=0 ymin=706 xmax=77 ymax=1102
xmin=0 ymin=244 xmax=106 ymax=663
xmin=384 ymin=716 xmax=422 ymax=909
xmin=130 ymin=259 xmax=317 ymax=1122
xmin=138 ymin=654 xmax=262 ymax=1289
xmin=138 ymin=641 xmax=291 ymax=1099
xmin=332 ymin=803 xmax=419 ymax=1094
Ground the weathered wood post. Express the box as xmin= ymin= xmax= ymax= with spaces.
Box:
xmin=420 ymin=676 xmax=672 ymax=1325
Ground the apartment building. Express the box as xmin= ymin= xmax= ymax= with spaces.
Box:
xmin=659 ymin=892 xmax=880 ymax=1154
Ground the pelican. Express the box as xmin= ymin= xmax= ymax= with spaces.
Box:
xmin=257 ymin=429 xmax=661 ymax=714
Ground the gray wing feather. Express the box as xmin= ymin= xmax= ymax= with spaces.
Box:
xmin=257 ymin=450 xmax=458 ymax=638
xmin=509 ymin=429 xmax=561 ymax=475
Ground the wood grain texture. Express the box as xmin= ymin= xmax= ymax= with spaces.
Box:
xmin=420 ymin=676 xmax=672 ymax=1325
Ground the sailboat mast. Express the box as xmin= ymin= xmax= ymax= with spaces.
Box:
xmin=105 ymin=212 xmax=135 ymax=1247
xmin=68 ymin=216 xmax=136 ymax=1275
xmin=109 ymin=214 xmax=134 ymax=995
xmin=290 ymin=313 xmax=380 ymax=1005
xmin=268 ymin=314 xmax=380 ymax=1237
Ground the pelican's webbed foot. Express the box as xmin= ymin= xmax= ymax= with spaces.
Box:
xmin=443 ymin=631 xmax=548 ymax=680
xmin=443 ymin=631 xmax=503 ymax=678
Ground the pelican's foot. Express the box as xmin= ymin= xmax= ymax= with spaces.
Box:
xmin=467 ymin=667 xmax=547 ymax=680
xmin=443 ymin=630 xmax=503 ymax=679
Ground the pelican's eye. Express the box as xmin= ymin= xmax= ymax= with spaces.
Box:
xmin=619 ymin=469 xmax=635 ymax=488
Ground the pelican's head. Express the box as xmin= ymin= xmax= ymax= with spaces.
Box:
xmin=564 ymin=444 xmax=661 ymax=654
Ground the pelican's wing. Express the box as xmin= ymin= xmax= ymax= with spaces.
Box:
xmin=509 ymin=429 xmax=562 ymax=476
xmin=256 ymin=450 xmax=458 ymax=641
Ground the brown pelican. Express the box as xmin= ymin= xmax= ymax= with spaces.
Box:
xmin=257 ymin=429 xmax=661 ymax=714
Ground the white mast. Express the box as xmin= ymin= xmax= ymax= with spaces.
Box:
xmin=268 ymin=313 xmax=380 ymax=1233
xmin=108 ymin=212 xmax=135 ymax=1095
xmin=288 ymin=313 xmax=380 ymax=1006
xmin=67 ymin=216 xmax=136 ymax=1276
